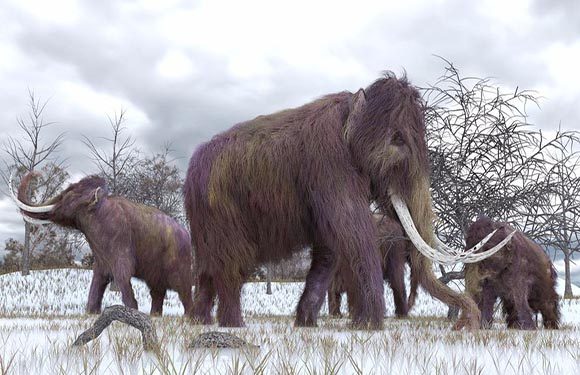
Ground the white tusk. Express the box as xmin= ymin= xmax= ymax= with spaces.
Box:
xmin=455 ymin=231 xmax=515 ymax=263
xmin=389 ymin=191 xmax=516 ymax=265
xmin=8 ymin=173 xmax=55 ymax=213
xmin=21 ymin=215 xmax=52 ymax=226
xmin=434 ymin=229 xmax=499 ymax=257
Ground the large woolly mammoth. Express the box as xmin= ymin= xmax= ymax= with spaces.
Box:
xmin=184 ymin=73 xmax=509 ymax=329
xmin=328 ymin=214 xmax=415 ymax=318
xmin=465 ymin=216 xmax=560 ymax=329
xmin=11 ymin=172 xmax=194 ymax=318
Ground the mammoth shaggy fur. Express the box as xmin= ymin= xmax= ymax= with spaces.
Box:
xmin=465 ymin=216 xmax=560 ymax=329
xmin=17 ymin=172 xmax=194 ymax=318
xmin=328 ymin=214 xmax=416 ymax=318
xmin=185 ymin=73 xmax=481 ymax=329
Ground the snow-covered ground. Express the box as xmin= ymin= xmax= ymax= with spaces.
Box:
xmin=0 ymin=269 xmax=579 ymax=374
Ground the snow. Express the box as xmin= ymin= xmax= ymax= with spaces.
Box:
xmin=0 ymin=268 xmax=579 ymax=374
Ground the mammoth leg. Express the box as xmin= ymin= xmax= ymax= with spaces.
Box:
xmin=327 ymin=278 xmax=343 ymax=317
xmin=478 ymin=280 xmax=497 ymax=329
xmin=176 ymin=283 xmax=195 ymax=320
xmin=508 ymin=286 xmax=535 ymax=330
xmin=311 ymin=200 xmax=385 ymax=329
xmin=501 ymin=297 xmax=519 ymax=328
xmin=296 ymin=245 xmax=337 ymax=326
xmin=540 ymin=303 xmax=560 ymax=329
xmin=539 ymin=304 xmax=560 ymax=329
xmin=215 ymin=270 xmax=244 ymax=327
xmin=192 ymin=272 xmax=216 ymax=325
xmin=113 ymin=262 xmax=138 ymax=310
xmin=150 ymin=288 xmax=167 ymax=316
xmin=536 ymin=297 xmax=560 ymax=329
xmin=384 ymin=248 xmax=409 ymax=318
xmin=86 ymin=265 xmax=110 ymax=314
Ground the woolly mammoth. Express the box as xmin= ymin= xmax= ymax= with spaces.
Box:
xmin=465 ymin=216 xmax=560 ymax=329
xmin=11 ymin=172 xmax=194 ymax=318
xmin=328 ymin=214 xmax=416 ymax=318
xmin=184 ymin=73 xmax=508 ymax=329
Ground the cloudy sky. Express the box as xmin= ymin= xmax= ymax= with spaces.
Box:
xmin=0 ymin=0 xmax=579 ymax=245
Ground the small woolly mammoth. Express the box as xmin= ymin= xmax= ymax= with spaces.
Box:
xmin=464 ymin=216 xmax=560 ymax=329
xmin=328 ymin=214 xmax=415 ymax=318
xmin=11 ymin=172 xmax=194 ymax=318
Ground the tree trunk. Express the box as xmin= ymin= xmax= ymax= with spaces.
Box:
xmin=564 ymin=250 xmax=573 ymax=298
xmin=21 ymin=221 xmax=31 ymax=276
xmin=72 ymin=305 xmax=158 ymax=351
xmin=266 ymin=266 xmax=272 ymax=295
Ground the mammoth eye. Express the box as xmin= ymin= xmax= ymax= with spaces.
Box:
xmin=391 ymin=131 xmax=404 ymax=146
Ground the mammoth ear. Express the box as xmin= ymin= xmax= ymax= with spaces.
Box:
xmin=344 ymin=89 xmax=366 ymax=142
xmin=87 ymin=187 xmax=106 ymax=209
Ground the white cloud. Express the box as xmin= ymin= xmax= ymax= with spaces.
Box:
xmin=156 ymin=49 xmax=196 ymax=80
xmin=1 ymin=0 xmax=580 ymax=243
xmin=6 ymin=0 xmax=81 ymax=26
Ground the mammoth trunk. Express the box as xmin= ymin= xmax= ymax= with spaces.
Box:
xmin=389 ymin=176 xmax=482 ymax=329
xmin=14 ymin=172 xmax=54 ymax=222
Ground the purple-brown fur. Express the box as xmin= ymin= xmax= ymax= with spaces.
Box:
xmin=18 ymin=172 xmax=194 ymax=318
xmin=184 ymin=73 xmax=481 ymax=329
xmin=465 ymin=216 xmax=560 ymax=329
xmin=328 ymin=215 xmax=413 ymax=318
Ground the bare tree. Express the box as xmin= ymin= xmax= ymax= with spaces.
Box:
xmin=1 ymin=91 xmax=65 ymax=275
xmin=422 ymin=59 xmax=580 ymax=311
xmin=124 ymin=145 xmax=184 ymax=222
xmin=81 ymin=111 xmax=138 ymax=286
xmin=82 ymin=110 xmax=138 ymax=196
xmin=2 ymin=163 xmax=72 ymax=273
xmin=265 ymin=264 xmax=273 ymax=294
xmin=534 ymin=145 xmax=580 ymax=298
xmin=424 ymin=59 xmax=576 ymax=247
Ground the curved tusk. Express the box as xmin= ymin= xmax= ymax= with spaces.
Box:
xmin=389 ymin=191 xmax=516 ymax=265
xmin=8 ymin=173 xmax=55 ymax=213
xmin=21 ymin=215 xmax=52 ymax=226
xmin=453 ymin=230 xmax=516 ymax=263
xmin=434 ymin=230 xmax=499 ymax=257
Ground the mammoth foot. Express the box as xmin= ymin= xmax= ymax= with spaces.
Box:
xmin=192 ymin=304 xmax=214 ymax=325
xmin=480 ymin=319 xmax=494 ymax=330
xmin=543 ymin=320 xmax=559 ymax=330
xmin=349 ymin=316 xmax=384 ymax=331
xmin=507 ymin=320 xmax=536 ymax=330
xmin=217 ymin=320 xmax=245 ymax=328
xmin=217 ymin=311 xmax=245 ymax=327
xmin=453 ymin=316 xmax=480 ymax=331
xmin=86 ymin=307 xmax=102 ymax=315
xmin=191 ymin=313 xmax=213 ymax=325
xmin=295 ymin=315 xmax=318 ymax=327
xmin=452 ymin=308 xmax=481 ymax=331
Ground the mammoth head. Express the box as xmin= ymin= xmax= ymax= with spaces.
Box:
xmin=345 ymin=73 xmax=428 ymax=203
xmin=345 ymin=74 xmax=515 ymax=265
xmin=11 ymin=172 xmax=109 ymax=229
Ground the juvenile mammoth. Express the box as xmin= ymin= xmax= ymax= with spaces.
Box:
xmin=328 ymin=214 xmax=416 ymax=318
xmin=184 ymin=73 xmax=506 ymax=329
xmin=12 ymin=172 xmax=194 ymax=318
xmin=465 ymin=216 xmax=560 ymax=329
